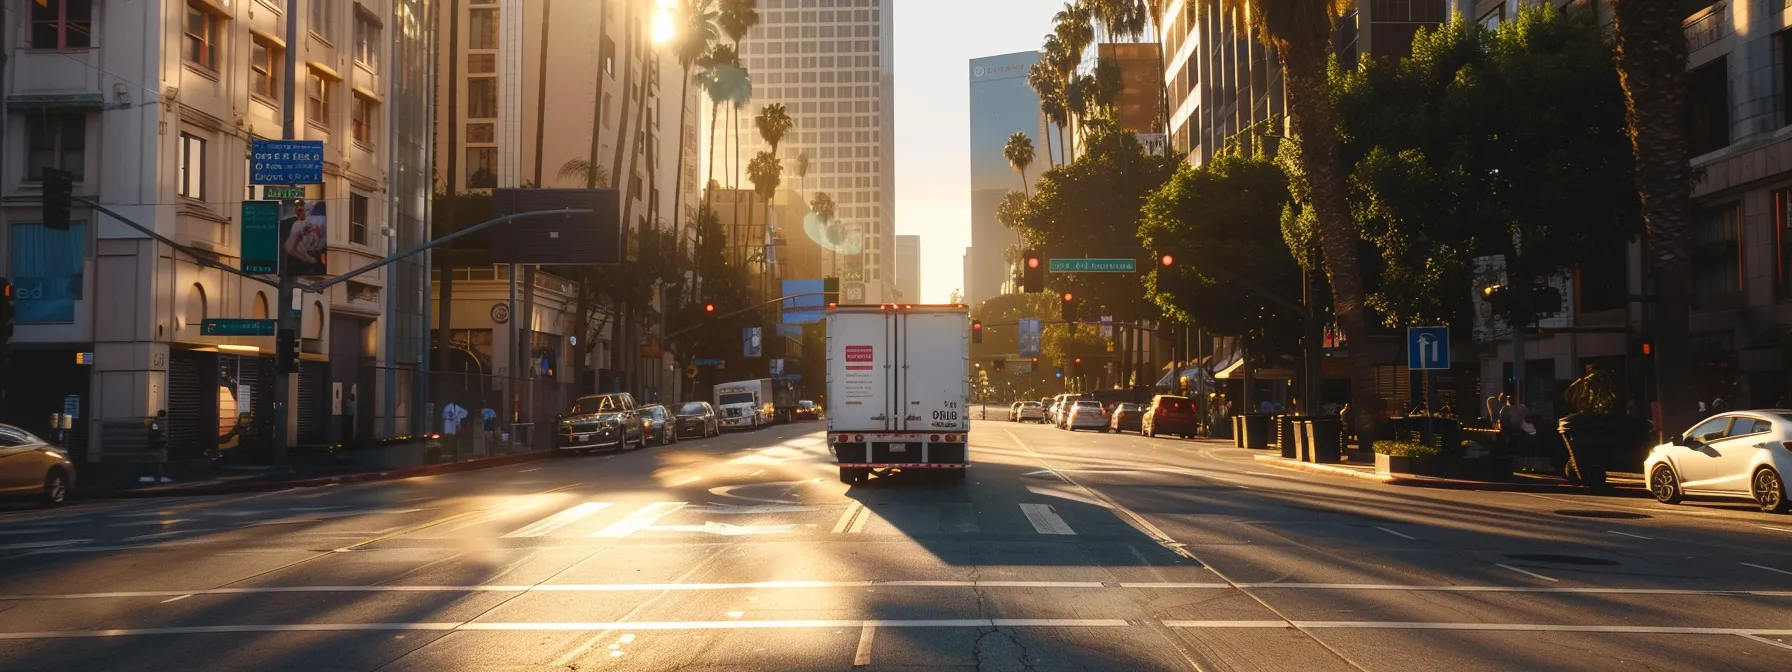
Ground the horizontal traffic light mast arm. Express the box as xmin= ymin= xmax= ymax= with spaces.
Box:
xmin=662 ymin=292 xmax=830 ymax=340
xmin=305 ymin=208 xmax=593 ymax=293
xmin=78 ymin=198 xmax=281 ymax=289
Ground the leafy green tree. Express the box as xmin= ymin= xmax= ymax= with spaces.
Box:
xmin=1140 ymin=153 xmax=1303 ymax=359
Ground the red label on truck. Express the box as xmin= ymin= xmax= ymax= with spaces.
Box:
xmin=844 ymin=345 xmax=874 ymax=369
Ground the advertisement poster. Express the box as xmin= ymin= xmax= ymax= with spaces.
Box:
xmin=280 ymin=199 xmax=328 ymax=277
xmin=1017 ymin=318 xmax=1042 ymax=357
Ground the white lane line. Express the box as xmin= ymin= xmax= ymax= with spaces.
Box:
xmin=1608 ymin=530 xmax=1653 ymax=540
xmin=847 ymin=504 xmax=875 ymax=534
xmin=1761 ymin=526 xmax=1792 ymax=534
xmin=592 ymin=502 xmax=688 ymax=538
xmin=1495 ymin=564 xmax=1560 ymax=583
xmin=669 ymin=476 xmax=702 ymax=486
xmin=830 ymin=502 xmax=863 ymax=534
xmin=159 ymin=595 xmax=192 ymax=604
xmin=0 ymin=540 xmax=91 ymax=551
xmin=1741 ymin=562 xmax=1792 ymax=577
xmin=0 ymin=528 xmax=60 ymax=536
xmin=1159 ymin=621 xmax=1294 ymax=629
xmin=1277 ymin=622 xmax=1792 ymax=636
xmin=852 ymin=624 xmax=876 ymax=667
xmin=501 ymin=503 xmax=613 ymax=538
xmin=0 ymin=619 xmax=1137 ymax=640
xmin=109 ymin=519 xmax=193 ymax=528
xmin=517 ymin=468 xmax=542 ymax=473
xmin=1373 ymin=526 xmax=1416 ymax=540
xmin=1740 ymin=633 xmax=1792 ymax=651
xmin=16 ymin=581 xmax=1792 ymax=602
xmin=1018 ymin=503 xmax=1076 ymax=535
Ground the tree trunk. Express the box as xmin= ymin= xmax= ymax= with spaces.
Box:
xmin=1613 ymin=0 xmax=1697 ymax=438
xmin=1282 ymin=41 xmax=1381 ymax=446
xmin=532 ymin=0 xmax=554 ymax=185
xmin=610 ymin=0 xmax=639 ymax=197
xmin=673 ymin=71 xmax=693 ymax=290
xmin=706 ymin=102 xmax=720 ymax=206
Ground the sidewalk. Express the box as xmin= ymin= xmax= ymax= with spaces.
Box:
xmin=77 ymin=450 xmax=553 ymax=499
xmin=1250 ymin=454 xmax=1646 ymax=494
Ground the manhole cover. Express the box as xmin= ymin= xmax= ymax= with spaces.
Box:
xmin=1504 ymin=553 xmax=1620 ymax=566
xmin=1555 ymin=509 xmax=1651 ymax=520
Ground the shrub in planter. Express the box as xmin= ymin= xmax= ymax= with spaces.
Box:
xmin=1373 ymin=439 xmax=1441 ymax=476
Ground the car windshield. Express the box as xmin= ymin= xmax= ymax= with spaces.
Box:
xmin=799 ymin=401 xmax=815 ymax=408
xmin=1075 ymin=401 xmax=1100 ymax=409
xmin=678 ymin=402 xmax=708 ymax=415
xmin=719 ymin=392 xmax=755 ymax=406
xmin=569 ymin=395 xmax=626 ymax=414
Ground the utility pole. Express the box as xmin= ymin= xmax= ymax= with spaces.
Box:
xmin=266 ymin=0 xmax=304 ymax=478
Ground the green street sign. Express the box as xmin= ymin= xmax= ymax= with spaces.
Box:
xmin=262 ymin=185 xmax=306 ymax=200
xmin=201 ymin=319 xmax=276 ymax=336
xmin=240 ymin=200 xmax=281 ymax=274
xmin=1048 ymin=258 xmax=1137 ymax=273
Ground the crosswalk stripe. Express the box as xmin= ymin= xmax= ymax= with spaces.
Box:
xmin=831 ymin=502 xmax=864 ymax=534
xmin=1018 ymin=504 xmax=1076 ymax=535
xmin=592 ymin=502 xmax=687 ymax=538
xmin=502 ymin=503 xmax=613 ymax=538
xmin=848 ymin=505 xmax=874 ymax=534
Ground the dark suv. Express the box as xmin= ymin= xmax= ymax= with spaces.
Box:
xmin=556 ymin=392 xmax=644 ymax=453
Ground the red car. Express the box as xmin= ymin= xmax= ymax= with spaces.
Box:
xmin=1142 ymin=395 xmax=1200 ymax=439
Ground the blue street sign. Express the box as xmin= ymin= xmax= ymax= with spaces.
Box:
xmin=1407 ymin=326 xmax=1450 ymax=370
xmin=250 ymin=139 xmax=326 ymax=185
xmin=694 ymin=358 xmax=725 ymax=366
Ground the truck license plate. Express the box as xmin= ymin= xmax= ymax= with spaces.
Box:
xmin=889 ymin=444 xmax=908 ymax=453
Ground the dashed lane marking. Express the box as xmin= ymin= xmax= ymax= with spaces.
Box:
xmin=1741 ymin=562 xmax=1792 ymax=577
xmin=831 ymin=502 xmax=864 ymax=534
xmin=1608 ymin=530 xmax=1653 ymax=540
xmin=0 ymin=540 xmax=91 ymax=551
xmin=1373 ymin=526 xmax=1416 ymax=540
xmin=502 ymin=503 xmax=613 ymax=538
xmin=852 ymin=624 xmax=876 ymax=667
xmin=592 ymin=502 xmax=687 ymax=538
xmin=1496 ymin=564 xmax=1559 ymax=583
xmin=1018 ymin=503 xmax=1076 ymax=535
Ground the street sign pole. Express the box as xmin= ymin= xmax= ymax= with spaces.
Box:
xmin=267 ymin=0 xmax=302 ymax=479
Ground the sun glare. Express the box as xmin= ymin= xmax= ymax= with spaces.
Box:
xmin=651 ymin=0 xmax=678 ymax=44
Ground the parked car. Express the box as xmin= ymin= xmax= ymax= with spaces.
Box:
xmin=1011 ymin=401 xmax=1047 ymax=423
xmin=1645 ymin=411 xmax=1791 ymax=513
xmin=1051 ymin=393 xmax=1082 ymax=428
xmin=639 ymin=405 xmax=680 ymax=446
xmin=673 ymin=401 xmax=721 ymax=439
xmin=0 ymin=423 xmax=76 ymax=507
xmin=794 ymin=400 xmax=821 ymax=421
xmin=1064 ymin=400 xmax=1109 ymax=431
xmin=1109 ymin=403 xmax=1145 ymax=434
xmin=1142 ymin=395 xmax=1200 ymax=439
xmin=555 ymin=392 xmax=644 ymax=453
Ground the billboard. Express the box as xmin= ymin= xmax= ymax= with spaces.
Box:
xmin=280 ymin=199 xmax=328 ymax=277
xmin=781 ymin=278 xmax=827 ymax=324
xmin=1017 ymin=318 xmax=1042 ymax=357
xmin=489 ymin=188 xmax=622 ymax=265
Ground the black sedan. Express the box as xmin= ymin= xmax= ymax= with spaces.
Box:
xmin=674 ymin=401 xmax=721 ymax=439
xmin=640 ymin=404 xmax=679 ymax=446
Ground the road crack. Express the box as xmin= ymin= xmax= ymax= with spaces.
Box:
xmin=967 ymin=565 xmax=1035 ymax=672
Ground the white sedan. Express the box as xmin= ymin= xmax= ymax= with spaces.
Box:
xmin=1010 ymin=401 xmax=1047 ymax=423
xmin=1646 ymin=411 xmax=1791 ymax=513
xmin=1063 ymin=400 xmax=1109 ymax=432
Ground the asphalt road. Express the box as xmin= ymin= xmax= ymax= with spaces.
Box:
xmin=1 ymin=415 xmax=1790 ymax=671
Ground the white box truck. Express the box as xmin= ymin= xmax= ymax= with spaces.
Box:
xmin=826 ymin=304 xmax=971 ymax=484
xmin=714 ymin=378 xmax=777 ymax=430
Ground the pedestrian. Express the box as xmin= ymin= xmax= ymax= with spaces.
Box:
xmin=340 ymin=387 xmax=357 ymax=450
xmin=1486 ymin=392 xmax=1507 ymax=426
xmin=442 ymin=401 xmax=468 ymax=459
xmin=480 ymin=407 xmax=499 ymax=454
xmin=1500 ymin=395 xmax=1535 ymax=457
xmin=1259 ymin=399 xmax=1276 ymax=414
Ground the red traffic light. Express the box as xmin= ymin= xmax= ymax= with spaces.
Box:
xmin=972 ymin=321 xmax=983 ymax=330
xmin=1062 ymin=292 xmax=1073 ymax=302
xmin=1159 ymin=253 xmax=1174 ymax=267
xmin=704 ymin=303 xmax=716 ymax=313
xmin=1026 ymin=257 xmax=1040 ymax=269
xmin=1073 ymin=357 xmax=1082 ymax=364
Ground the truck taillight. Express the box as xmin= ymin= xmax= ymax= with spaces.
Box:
xmin=930 ymin=434 xmax=940 ymax=442
xmin=945 ymin=434 xmax=959 ymax=442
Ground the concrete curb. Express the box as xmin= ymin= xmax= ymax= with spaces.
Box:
xmin=86 ymin=451 xmax=554 ymax=499
xmin=1250 ymin=454 xmax=1647 ymax=494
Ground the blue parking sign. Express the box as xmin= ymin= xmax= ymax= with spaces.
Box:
xmin=1407 ymin=326 xmax=1450 ymax=370
xmin=250 ymin=139 xmax=325 ymax=185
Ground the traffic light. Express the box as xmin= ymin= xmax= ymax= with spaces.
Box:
xmin=971 ymin=320 xmax=983 ymax=343
xmin=1531 ymin=285 xmax=1564 ymax=317
xmin=42 ymin=168 xmax=74 ymax=230
xmin=1060 ymin=292 xmax=1078 ymax=323
xmin=992 ymin=358 xmax=1004 ymax=372
xmin=704 ymin=303 xmax=716 ymax=314
xmin=823 ymin=276 xmax=840 ymax=305
xmin=1022 ymin=249 xmax=1044 ymax=293
xmin=1481 ymin=285 xmax=1511 ymax=317
xmin=1157 ymin=252 xmax=1175 ymax=268
xmin=1054 ymin=366 xmax=1063 ymax=378
xmin=276 ymin=328 xmax=300 ymax=373
xmin=0 ymin=279 xmax=13 ymax=369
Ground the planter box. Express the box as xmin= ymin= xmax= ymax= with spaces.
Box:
xmin=344 ymin=437 xmax=439 ymax=470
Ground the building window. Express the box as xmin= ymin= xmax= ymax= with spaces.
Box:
xmin=1693 ymin=202 xmax=1744 ymax=309
xmin=602 ymin=36 xmax=616 ymax=75
xmin=349 ymin=193 xmax=370 ymax=245
xmin=352 ymin=93 xmax=376 ymax=144
xmin=26 ymin=113 xmax=85 ymax=182
xmin=308 ymin=70 xmax=333 ymax=126
xmin=353 ymin=7 xmax=380 ymax=69
xmin=178 ymin=132 xmax=207 ymax=199
xmin=467 ymin=148 xmax=497 ymax=189
xmin=311 ymin=0 xmax=336 ymax=42
xmin=1686 ymin=57 xmax=1729 ymax=156
xmin=9 ymin=221 xmax=88 ymax=324
xmin=30 ymin=0 xmax=92 ymax=50
xmin=1778 ymin=189 xmax=1792 ymax=300
xmin=250 ymin=34 xmax=282 ymax=100
xmin=184 ymin=1 xmax=223 ymax=69
xmin=466 ymin=123 xmax=495 ymax=143
xmin=468 ymin=77 xmax=497 ymax=118
xmin=468 ymin=53 xmax=496 ymax=74
xmin=469 ymin=8 xmax=498 ymax=49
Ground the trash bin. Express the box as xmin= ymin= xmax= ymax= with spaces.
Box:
xmin=1556 ymin=413 xmax=1651 ymax=488
xmin=1307 ymin=417 xmax=1342 ymax=463
xmin=1240 ymin=414 xmax=1271 ymax=450
xmin=1232 ymin=416 xmax=1245 ymax=447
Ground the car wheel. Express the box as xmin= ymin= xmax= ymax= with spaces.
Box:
xmin=1649 ymin=465 xmax=1683 ymax=504
xmin=40 ymin=469 xmax=70 ymax=507
xmin=1753 ymin=467 xmax=1788 ymax=513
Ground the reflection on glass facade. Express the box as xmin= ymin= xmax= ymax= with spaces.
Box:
xmin=387 ymin=0 xmax=435 ymax=432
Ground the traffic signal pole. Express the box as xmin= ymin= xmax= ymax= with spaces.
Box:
xmin=268 ymin=0 xmax=302 ymax=477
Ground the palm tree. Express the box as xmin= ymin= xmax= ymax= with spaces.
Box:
xmin=669 ymin=0 xmax=720 ymax=255
xmin=792 ymin=149 xmax=811 ymax=199
xmin=1222 ymin=0 xmax=1380 ymax=440
xmin=1611 ymin=0 xmax=1697 ymax=435
xmin=556 ymin=158 xmax=612 ymax=188
xmin=696 ymin=43 xmax=744 ymax=207
xmin=718 ymin=0 xmax=759 ymax=268
xmin=1053 ymin=3 xmax=1093 ymax=64
xmin=1002 ymin=131 xmax=1035 ymax=197
xmin=746 ymin=150 xmax=783 ymax=283
xmin=755 ymin=103 xmax=793 ymax=156
xmin=1028 ymin=62 xmax=1066 ymax=166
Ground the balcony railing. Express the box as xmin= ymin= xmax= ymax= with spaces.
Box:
xmin=1686 ymin=3 xmax=1731 ymax=52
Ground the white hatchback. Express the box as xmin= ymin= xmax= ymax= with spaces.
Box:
xmin=1011 ymin=401 xmax=1047 ymax=423
xmin=1645 ymin=411 xmax=1792 ymax=513
xmin=1064 ymin=400 xmax=1109 ymax=432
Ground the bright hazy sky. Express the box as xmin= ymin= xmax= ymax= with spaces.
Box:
xmin=894 ymin=1 xmax=1059 ymax=303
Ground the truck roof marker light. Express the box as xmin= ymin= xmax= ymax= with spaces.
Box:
xmin=854 ymin=434 xmax=864 ymax=442
xmin=930 ymin=434 xmax=940 ymax=442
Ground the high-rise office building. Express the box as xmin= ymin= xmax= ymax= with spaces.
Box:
xmin=716 ymin=0 xmax=895 ymax=304
xmin=894 ymin=235 xmax=921 ymax=302
xmin=968 ymin=51 xmax=1047 ymax=307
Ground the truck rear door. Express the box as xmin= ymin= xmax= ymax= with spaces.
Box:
xmin=898 ymin=310 xmax=969 ymax=433
xmin=827 ymin=310 xmax=894 ymax=431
